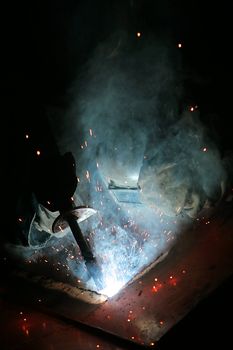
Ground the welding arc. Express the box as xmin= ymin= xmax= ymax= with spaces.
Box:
xmin=65 ymin=214 xmax=104 ymax=290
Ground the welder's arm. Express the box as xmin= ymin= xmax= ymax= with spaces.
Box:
xmin=32 ymin=152 xmax=78 ymax=213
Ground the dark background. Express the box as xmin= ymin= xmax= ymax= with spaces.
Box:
xmin=4 ymin=0 xmax=233 ymax=139
xmin=4 ymin=0 xmax=233 ymax=196
xmin=3 ymin=1 xmax=233 ymax=348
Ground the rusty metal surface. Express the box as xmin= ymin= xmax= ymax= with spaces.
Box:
xmin=0 ymin=299 xmax=141 ymax=350
xmin=73 ymin=203 xmax=233 ymax=346
xmin=3 ymin=202 xmax=233 ymax=347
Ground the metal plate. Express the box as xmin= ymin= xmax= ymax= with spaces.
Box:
xmin=110 ymin=189 xmax=142 ymax=204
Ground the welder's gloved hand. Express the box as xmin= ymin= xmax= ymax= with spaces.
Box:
xmin=33 ymin=204 xmax=59 ymax=234
xmin=138 ymin=161 xmax=205 ymax=217
xmin=15 ymin=152 xmax=78 ymax=248
xmin=138 ymin=114 xmax=227 ymax=218
xmin=28 ymin=203 xmax=67 ymax=248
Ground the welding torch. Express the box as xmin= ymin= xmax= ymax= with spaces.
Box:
xmin=33 ymin=152 xmax=104 ymax=290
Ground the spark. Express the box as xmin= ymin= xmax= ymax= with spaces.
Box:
xmin=36 ymin=150 xmax=41 ymax=156
xmin=136 ymin=32 xmax=141 ymax=37
xmin=170 ymin=279 xmax=177 ymax=286
xmin=203 ymin=147 xmax=207 ymax=152
xmin=152 ymin=282 xmax=163 ymax=293
xmin=25 ymin=134 xmax=29 ymax=139
xmin=178 ymin=42 xmax=182 ymax=48
xmin=86 ymin=170 xmax=90 ymax=181
xmin=190 ymin=106 xmax=194 ymax=112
